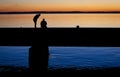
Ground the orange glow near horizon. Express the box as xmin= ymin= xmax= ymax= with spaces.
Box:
xmin=1 ymin=14 xmax=120 ymax=28
xmin=1 ymin=6 xmax=120 ymax=12
xmin=0 ymin=0 xmax=120 ymax=12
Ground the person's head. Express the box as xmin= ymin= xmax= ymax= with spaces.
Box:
xmin=37 ymin=13 xmax=41 ymax=16
xmin=43 ymin=18 xmax=45 ymax=21
xmin=76 ymin=25 xmax=79 ymax=28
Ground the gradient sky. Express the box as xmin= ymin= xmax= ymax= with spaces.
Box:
xmin=0 ymin=0 xmax=120 ymax=12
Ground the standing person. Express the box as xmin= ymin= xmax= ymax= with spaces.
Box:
xmin=40 ymin=18 xmax=47 ymax=28
xmin=33 ymin=13 xmax=41 ymax=28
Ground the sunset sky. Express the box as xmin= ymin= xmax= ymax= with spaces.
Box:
xmin=0 ymin=0 xmax=120 ymax=12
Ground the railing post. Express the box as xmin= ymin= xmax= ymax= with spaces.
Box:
xmin=29 ymin=44 xmax=49 ymax=72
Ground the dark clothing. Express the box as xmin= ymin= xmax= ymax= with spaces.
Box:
xmin=33 ymin=14 xmax=39 ymax=22
xmin=41 ymin=19 xmax=47 ymax=28
xmin=33 ymin=14 xmax=40 ymax=28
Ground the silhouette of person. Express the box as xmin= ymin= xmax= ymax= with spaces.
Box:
xmin=76 ymin=25 xmax=79 ymax=28
xmin=40 ymin=18 xmax=47 ymax=28
xmin=33 ymin=13 xmax=41 ymax=28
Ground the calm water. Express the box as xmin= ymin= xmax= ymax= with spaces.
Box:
xmin=0 ymin=46 xmax=29 ymax=67
xmin=0 ymin=46 xmax=120 ymax=69
xmin=49 ymin=47 xmax=120 ymax=68
xmin=0 ymin=14 xmax=120 ymax=28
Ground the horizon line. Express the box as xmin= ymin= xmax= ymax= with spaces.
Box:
xmin=0 ymin=11 xmax=120 ymax=14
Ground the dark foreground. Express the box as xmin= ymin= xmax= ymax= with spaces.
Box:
xmin=0 ymin=66 xmax=120 ymax=77
xmin=0 ymin=28 xmax=120 ymax=77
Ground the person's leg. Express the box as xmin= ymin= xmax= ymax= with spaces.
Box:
xmin=34 ymin=22 xmax=36 ymax=28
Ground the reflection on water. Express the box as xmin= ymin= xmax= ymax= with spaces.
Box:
xmin=0 ymin=14 xmax=120 ymax=28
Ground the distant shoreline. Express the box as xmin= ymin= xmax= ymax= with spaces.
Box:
xmin=0 ymin=11 xmax=120 ymax=14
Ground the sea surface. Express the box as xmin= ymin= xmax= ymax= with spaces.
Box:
xmin=0 ymin=14 xmax=120 ymax=28
xmin=0 ymin=46 xmax=120 ymax=69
